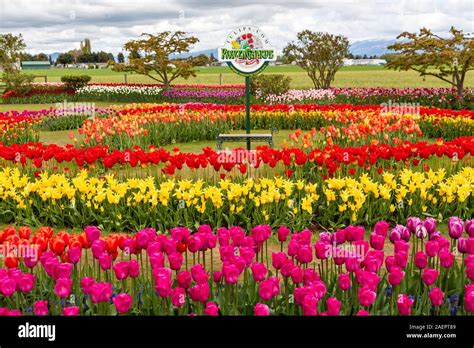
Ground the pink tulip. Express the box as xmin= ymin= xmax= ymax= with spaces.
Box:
xmin=191 ymin=264 xmax=208 ymax=284
xmin=89 ymin=281 xmax=112 ymax=303
xmin=424 ymin=241 xmax=439 ymax=257
xmin=421 ymin=268 xmax=439 ymax=286
xmin=54 ymin=278 xmax=72 ymax=299
xmin=345 ymin=256 xmax=360 ymax=272
xmin=254 ymin=303 xmax=270 ymax=316
xmin=154 ymin=268 xmax=172 ymax=298
xmin=394 ymin=240 xmax=409 ymax=254
xmin=407 ymin=217 xmax=423 ymax=234
xmin=464 ymin=284 xmax=474 ymax=313
xmin=80 ymin=276 xmax=96 ymax=294
xmin=188 ymin=283 xmax=209 ymax=303
xmin=388 ymin=266 xmax=405 ymax=286
xmin=374 ymin=220 xmax=389 ymax=237
xmin=91 ymin=240 xmax=106 ymax=259
xmin=68 ymin=247 xmax=82 ymax=264
xmin=136 ymin=230 xmax=149 ymax=249
xmin=356 ymin=309 xmax=370 ymax=316
xmin=176 ymin=271 xmax=192 ymax=289
xmin=18 ymin=274 xmax=35 ymax=293
xmin=439 ymin=251 xmax=454 ymax=269
xmin=129 ymin=259 xmax=140 ymax=278
xmin=113 ymin=261 xmax=129 ymax=280
xmin=415 ymin=225 xmax=428 ymax=239
xmin=56 ymin=263 xmax=73 ymax=279
xmin=358 ymin=286 xmax=376 ymax=307
xmin=428 ymin=287 xmax=444 ymax=306
xmin=113 ymin=293 xmax=133 ymax=314
xmin=222 ymin=263 xmax=240 ymax=284
xmin=280 ymin=259 xmax=294 ymax=277
xmin=85 ymin=226 xmax=100 ymax=244
xmin=290 ymin=265 xmax=303 ymax=284
xmin=414 ymin=251 xmax=428 ymax=269
xmin=258 ymin=277 xmax=279 ymax=301
xmin=385 ymin=256 xmax=396 ymax=272
xmin=239 ymin=247 xmax=255 ymax=266
xmin=395 ymin=251 xmax=408 ymax=268
xmin=62 ymin=306 xmax=80 ymax=316
xmin=302 ymin=295 xmax=318 ymax=316
xmin=397 ymin=294 xmax=414 ymax=315
xmin=338 ymin=273 xmax=351 ymax=291
xmin=213 ymin=271 xmax=222 ymax=283
xmin=466 ymin=264 xmax=474 ymax=281
xmin=99 ymin=253 xmax=112 ymax=270
xmin=315 ymin=241 xmax=330 ymax=260
xmin=204 ymin=302 xmax=219 ymax=316
xmin=424 ymin=217 xmax=437 ymax=235
xmin=277 ymin=226 xmax=291 ymax=242
xmin=303 ymin=268 xmax=319 ymax=286
xmin=250 ymin=262 xmax=267 ymax=282
xmin=271 ymin=252 xmax=287 ymax=269
xmin=187 ymin=235 xmax=203 ymax=253
xmin=296 ymin=245 xmax=313 ymax=264
xmin=326 ymin=297 xmax=341 ymax=316
xmin=369 ymin=233 xmax=384 ymax=250
xmin=334 ymin=229 xmax=346 ymax=245
xmin=34 ymin=300 xmax=48 ymax=316
xmin=168 ymin=252 xmax=184 ymax=271
xmin=170 ymin=227 xmax=191 ymax=243
xmin=448 ymin=217 xmax=464 ymax=239
xmin=171 ymin=287 xmax=186 ymax=308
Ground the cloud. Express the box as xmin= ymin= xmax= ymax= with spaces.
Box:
xmin=0 ymin=0 xmax=472 ymax=54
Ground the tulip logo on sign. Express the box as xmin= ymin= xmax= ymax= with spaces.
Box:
xmin=218 ymin=25 xmax=276 ymax=76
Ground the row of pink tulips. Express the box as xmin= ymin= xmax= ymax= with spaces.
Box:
xmin=0 ymin=217 xmax=472 ymax=315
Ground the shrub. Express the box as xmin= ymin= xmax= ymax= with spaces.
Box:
xmin=250 ymin=74 xmax=291 ymax=99
xmin=60 ymin=75 xmax=91 ymax=90
xmin=2 ymin=70 xmax=35 ymax=92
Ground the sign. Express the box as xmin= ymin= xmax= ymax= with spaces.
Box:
xmin=218 ymin=25 xmax=276 ymax=76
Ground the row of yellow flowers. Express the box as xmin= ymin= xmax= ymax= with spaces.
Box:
xmin=0 ymin=167 xmax=471 ymax=231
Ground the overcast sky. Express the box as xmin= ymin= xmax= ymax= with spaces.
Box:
xmin=0 ymin=0 xmax=472 ymax=54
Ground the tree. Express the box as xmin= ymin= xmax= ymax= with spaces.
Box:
xmin=117 ymin=52 xmax=125 ymax=63
xmin=283 ymin=30 xmax=349 ymax=89
xmin=81 ymin=38 xmax=91 ymax=54
xmin=57 ymin=52 xmax=74 ymax=66
xmin=387 ymin=27 xmax=474 ymax=98
xmin=0 ymin=33 xmax=35 ymax=91
xmin=110 ymin=31 xmax=199 ymax=88
xmin=193 ymin=54 xmax=210 ymax=66
xmin=0 ymin=33 xmax=26 ymax=72
xmin=380 ymin=53 xmax=400 ymax=63
xmin=209 ymin=53 xmax=217 ymax=63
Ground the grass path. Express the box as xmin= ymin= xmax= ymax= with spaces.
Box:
xmin=14 ymin=66 xmax=474 ymax=88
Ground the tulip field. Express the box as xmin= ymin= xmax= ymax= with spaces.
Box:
xmin=0 ymin=84 xmax=473 ymax=317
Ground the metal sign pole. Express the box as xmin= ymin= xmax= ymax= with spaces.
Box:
xmin=245 ymin=76 xmax=251 ymax=150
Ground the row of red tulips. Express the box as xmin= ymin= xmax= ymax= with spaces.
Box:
xmin=1 ymin=136 xmax=471 ymax=177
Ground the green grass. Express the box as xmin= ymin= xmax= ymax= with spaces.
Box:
xmin=39 ymin=128 xmax=294 ymax=152
xmin=0 ymin=101 xmax=127 ymax=112
xmin=18 ymin=66 xmax=474 ymax=89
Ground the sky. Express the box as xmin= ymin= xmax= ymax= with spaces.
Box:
xmin=0 ymin=0 xmax=473 ymax=54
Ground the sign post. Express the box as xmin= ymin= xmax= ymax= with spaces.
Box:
xmin=218 ymin=26 xmax=276 ymax=150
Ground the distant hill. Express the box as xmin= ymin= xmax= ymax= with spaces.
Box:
xmin=48 ymin=52 xmax=61 ymax=62
xmin=169 ymin=48 xmax=218 ymax=59
xmin=349 ymin=39 xmax=397 ymax=57
xmin=168 ymin=39 xmax=397 ymax=60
